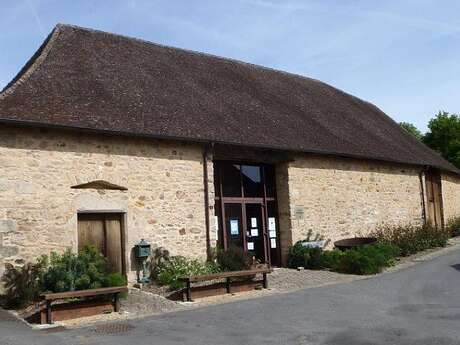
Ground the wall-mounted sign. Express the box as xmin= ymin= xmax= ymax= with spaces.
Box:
xmin=294 ymin=206 xmax=305 ymax=220
xmin=230 ymin=219 xmax=239 ymax=235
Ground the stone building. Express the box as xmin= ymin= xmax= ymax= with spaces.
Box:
xmin=0 ymin=24 xmax=459 ymax=280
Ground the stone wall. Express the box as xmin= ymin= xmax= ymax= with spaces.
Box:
xmin=277 ymin=154 xmax=424 ymax=264
xmin=442 ymin=173 xmax=460 ymax=223
xmin=0 ymin=126 xmax=212 ymax=280
xmin=2 ymin=124 xmax=460 ymax=275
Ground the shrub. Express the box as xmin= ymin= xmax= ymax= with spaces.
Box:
xmin=156 ymin=256 xmax=220 ymax=290
xmin=1 ymin=246 xmax=129 ymax=308
xmin=42 ymin=246 xmax=108 ymax=292
xmin=103 ymin=273 xmax=128 ymax=298
xmin=447 ymin=217 xmax=460 ymax=237
xmin=338 ymin=243 xmax=399 ymax=275
xmin=372 ymin=224 xmax=450 ymax=256
xmin=321 ymin=243 xmax=399 ymax=275
xmin=287 ymin=242 xmax=323 ymax=269
xmin=216 ymin=246 xmax=252 ymax=272
xmin=320 ymin=249 xmax=343 ymax=271
xmin=1 ymin=257 xmax=47 ymax=308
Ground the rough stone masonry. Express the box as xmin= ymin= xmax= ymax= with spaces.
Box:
xmin=1 ymin=124 xmax=460 ymax=277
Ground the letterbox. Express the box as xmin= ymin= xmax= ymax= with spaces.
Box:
xmin=135 ymin=239 xmax=151 ymax=258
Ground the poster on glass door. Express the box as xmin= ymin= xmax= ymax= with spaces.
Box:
xmin=230 ymin=219 xmax=239 ymax=235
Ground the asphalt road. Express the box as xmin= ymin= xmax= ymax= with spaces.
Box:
xmin=2 ymin=249 xmax=460 ymax=345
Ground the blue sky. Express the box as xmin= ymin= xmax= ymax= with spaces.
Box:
xmin=1 ymin=0 xmax=459 ymax=132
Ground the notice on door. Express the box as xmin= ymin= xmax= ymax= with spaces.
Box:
xmin=230 ymin=219 xmax=239 ymax=235
xmin=268 ymin=217 xmax=276 ymax=231
xmin=270 ymin=238 xmax=277 ymax=248
xmin=251 ymin=217 xmax=258 ymax=228
xmin=247 ymin=242 xmax=254 ymax=250
xmin=251 ymin=228 xmax=259 ymax=237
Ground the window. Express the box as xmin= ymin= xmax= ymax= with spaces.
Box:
xmin=221 ymin=163 xmax=242 ymax=197
xmin=241 ymin=165 xmax=263 ymax=197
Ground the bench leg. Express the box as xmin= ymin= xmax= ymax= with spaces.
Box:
xmin=114 ymin=293 xmax=120 ymax=312
xmin=262 ymin=273 xmax=268 ymax=289
xmin=46 ymin=300 xmax=53 ymax=324
xmin=226 ymin=277 xmax=231 ymax=294
xmin=186 ymin=280 xmax=192 ymax=302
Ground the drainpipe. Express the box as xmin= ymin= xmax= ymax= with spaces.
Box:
xmin=203 ymin=143 xmax=212 ymax=261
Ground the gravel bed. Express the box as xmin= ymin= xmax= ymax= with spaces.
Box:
xmin=120 ymin=288 xmax=181 ymax=315
xmin=269 ymin=267 xmax=365 ymax=291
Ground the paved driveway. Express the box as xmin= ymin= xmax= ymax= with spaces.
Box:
xmin=2 ymin=249 xmax=460 ymax=345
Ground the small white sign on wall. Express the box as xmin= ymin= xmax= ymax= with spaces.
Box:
xmin=294 ymin=207 xmax=304 ymax=220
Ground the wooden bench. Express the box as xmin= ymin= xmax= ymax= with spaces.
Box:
xmin=179 ymin=268 xmax=273 ymax=302
xmin=40 ymin=286 xmax=128 ymax=324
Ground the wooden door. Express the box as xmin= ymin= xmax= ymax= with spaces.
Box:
xmin=425 ymin=169 xmax=444 ymax=229
xmin=105 ymin=214 xmax=123 ymax=274
xmin=78 ymin=213 xmax=124 ymax=274
xmin=78 ymin=214 xmax=105 ymax=253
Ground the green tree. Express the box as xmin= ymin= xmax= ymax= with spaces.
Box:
xmin=423 ymin=111 xmax=460 ymax=168
xmin=399 ymin=122 xmax=423 ymax=140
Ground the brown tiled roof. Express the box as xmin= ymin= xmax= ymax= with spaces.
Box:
xmin=0 ymin=24 xmax=457 ymax=174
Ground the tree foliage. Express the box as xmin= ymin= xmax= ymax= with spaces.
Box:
xmin=399 ymin=122 xmax=423 ymax=140
xmin=399 ymin=112 xmax=460 ymax=169
xmin=423 ymin=111 xmax=460 ymax=169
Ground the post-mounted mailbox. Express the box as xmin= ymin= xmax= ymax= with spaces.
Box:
xmin=135 ymin=238 xmax=151 ymax=259
xmin=134 ymin=239 xmax=151 ymax=284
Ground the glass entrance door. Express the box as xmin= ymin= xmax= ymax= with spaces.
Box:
xmin=222 ymin=202 xmax=266 ymax=263
xmin=214 ymin=161 xmax=281 ymax=266
xmin=245 ymin=203 xmax=267 ymax=263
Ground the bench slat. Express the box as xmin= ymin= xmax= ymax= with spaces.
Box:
xmin=179 ymin=268 xmax=272 ymax=283
xmin=41 ymin=286 xmax=128 ymax=301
